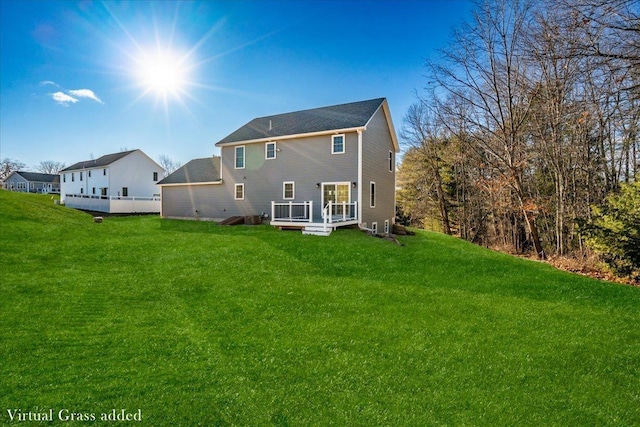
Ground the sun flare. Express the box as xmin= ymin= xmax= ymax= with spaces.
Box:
xmin=134 ymin=49 xmax=188 ymax=97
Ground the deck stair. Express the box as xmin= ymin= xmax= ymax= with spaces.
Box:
xmin=219 ymin=216 xmax=245 ymax=226
xmin=302 ymin=225 xmax=332 ymax=236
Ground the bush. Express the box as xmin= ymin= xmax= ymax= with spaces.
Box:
xmin=580 ymin=181 xmax=640 ymax=281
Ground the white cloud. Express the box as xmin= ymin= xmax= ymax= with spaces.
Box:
xmin=68 ymin=89 xmax=103 ymax=104
xmin=51 ymin=91 xmax=79 ymax=105
xmin=39 ymin=80 xmax=58 ymax=87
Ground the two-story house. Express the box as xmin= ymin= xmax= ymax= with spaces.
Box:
xmin=60 ymin=149 xmax=165 ymax=213
xmin=158 ymin=98 xmax=398 ymax=235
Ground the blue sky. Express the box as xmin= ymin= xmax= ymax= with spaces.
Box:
xmin=0 ymin=0 xmax=474 ymax=170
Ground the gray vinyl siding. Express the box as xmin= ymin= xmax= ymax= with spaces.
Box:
xmin=4 ymin=174 xmax=29 ymax=192
xmin=161 ymin=184 xmax=227 ymax=220
xmin=221 ymin=132 xmax=359 ymax=220
xmin=361 ymin=107 xmax=396 ymax=229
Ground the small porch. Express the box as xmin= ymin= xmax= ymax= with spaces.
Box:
xmin=270 ymin=201 xmax=358 ymax=235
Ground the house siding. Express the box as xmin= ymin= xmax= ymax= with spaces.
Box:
xmin=161 ymin=184 xmax=227 ymax=220
xmin=4 ymin=174 xmax=28 ymax=192
xmin=220 ymin=132 xmax=359 ymax=220
xmin=361 ymin=107 xmax=396 ymax=229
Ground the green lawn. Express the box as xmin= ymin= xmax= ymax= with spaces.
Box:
xmin=1 ymin=191 xmax=639 ymax=426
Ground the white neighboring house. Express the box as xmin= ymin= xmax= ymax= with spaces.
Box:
xmin=60 ymin=149 xmax=165 ymax=213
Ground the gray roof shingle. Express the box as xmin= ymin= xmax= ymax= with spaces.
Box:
xmin=216 ymin=98 xmax=386 ymax=146
xmin=156 ymin=157 xmax=221 ymax=185
xmin=61 ymin=150 xmax=137 ymax=172
xmin=14 ymin=172 xmax=60 ymax=183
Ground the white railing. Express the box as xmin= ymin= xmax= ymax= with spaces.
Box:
xmin=321 ymin=201 xmax=358 ymax=230
xmin=271 ymin=201 xmax=314 ymax=223
xmin=63 ymin=194 xmax=161 ymax=213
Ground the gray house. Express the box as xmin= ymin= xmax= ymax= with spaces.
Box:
xmin=3 ymin=171 xmax=60 ymax=194
xmin=158 ymin=98 xmax=399 ymax=235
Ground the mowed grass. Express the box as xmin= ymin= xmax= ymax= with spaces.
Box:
xmin=1 ymin=191 xmax=639 ymax=426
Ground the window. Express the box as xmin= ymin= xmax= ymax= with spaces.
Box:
xmin=92 ymin=187 xmax=96 ymax=195
xmin=266 ymin=142 xmax=276 ymax=159
xmin=384 ymin=220 xmax=390 ymax=234
xmin=235 ymin=146 xmax=245 ymax=169
xmin=101 ymin=188 xmax=108 ymax=197
xmin=372 ymin=222 xmax=378 ymax=234
xmin=235 ymin=183 xmax=244 ymax=200
xmin=72 ymin=173 xmax=75 ymax=182
xmin=80 ymin=171 xmax=83 ymax=181
xmin=332 ymin=134 xmax=345 ymax=154
xmin=122 ymin=187 xmax=128 ymax=197
xmin=283 ymin=182 xmax=294 ymax=200
xmin=80 ymin=188 xmax=84 ymax=194
xmin=88 ymin=170 xmax=91 ymax=178
xmin=153 ymin=172 xmax=158 ymax=181
xmin=389 ymin=151 xmax=394 ymax=172
xmin=63 ymin=174 xmax=66 ymax=183
xmin=370 ymin=181 xmax=376 ymax=208
xmin=103 ymin=168 xmax=106 ymax=176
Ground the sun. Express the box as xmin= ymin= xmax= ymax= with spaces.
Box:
xmin=134 ymin=48 xmax=189 ymax=98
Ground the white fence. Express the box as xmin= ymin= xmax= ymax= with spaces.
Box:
xmin=63 ymin=194 xmax=161 ymax=213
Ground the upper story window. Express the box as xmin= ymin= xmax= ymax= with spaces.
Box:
xmin=88 ymin=170 xmax=92 ymax=178
xmin=266 ymin=142 xmax=276 ymax=159
xmin=63 ymin=174 xmax=66 ymax=183
xmin=235 ymin=146 xmax=245 ymax=169
xmin=153 ymin=172 xmax=158 ymax=181
xmin=332 ymin=134 xmax=345 ymax=154
xmin=103 ymin=168 xmax=107 ymax=176
xmin=72 ymin=172 xmax=75 ymax=182
xmin=389 ymin=151 xmax=394 ymax=172
xmin=80 ymin=171 xmax=83 ymax=181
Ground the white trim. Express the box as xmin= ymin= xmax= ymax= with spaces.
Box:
xmin=215 ymin=127 xmax=365 ymax=147
xmin=384 ymin=219 xmax=390 ymax=234
xmin=372 ymin=222 xmax=378 ymax=234
xmin=235 ymin=146 xmax=245 ymax=169
xmin=370 ymin=181 xmax=376 ymax=208
xmin=157 ymin=181 xmax=223 ymax=187
xmin=331 ymin=134 xmax=345 ymax=154
xmin=283 ymin=181 xmax=295 ymax=200
xmin=389 ymin=150 xmax=394 ymax=172
xmin=364 ymin=100 xmax=399 ymax=152
xmin=234 ymin=183 xmax=245 ymax=200
xmin=265 ymin=141 xmax=277 ymax=159
xmin=357 ymin=129 xmax=363 ymax=224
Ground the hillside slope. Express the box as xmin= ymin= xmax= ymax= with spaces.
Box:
xmin=1 ymin=191 xmax=639 ymax=426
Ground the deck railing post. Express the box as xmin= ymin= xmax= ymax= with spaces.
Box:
xmin=271 ymin=201 xmax=275 ymax=221
xmin=309 ymin=201 xmax=313 ymax=223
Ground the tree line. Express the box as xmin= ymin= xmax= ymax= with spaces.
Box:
xmin=398 ymin=0 xmax=639 ymax=279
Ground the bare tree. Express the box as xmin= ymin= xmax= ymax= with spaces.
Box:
xmin=1 ymin=158 xmax=26 ymax=182
xmin=428 ymin=0 xmax=547 ymax=258
xmin=157 ymin=155 xmax=181 ymax=177
xmin=37 ymin=160 xmax=66 ymax=175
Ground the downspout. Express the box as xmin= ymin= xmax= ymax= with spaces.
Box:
xmin=357 ymin=129 xmax=363 ymax=225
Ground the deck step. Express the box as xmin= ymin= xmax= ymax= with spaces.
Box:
xmin=302 ymin=226 xmax=332 ymax=236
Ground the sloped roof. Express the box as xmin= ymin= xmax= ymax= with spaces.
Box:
xmin=216 ymin=98 xmax=386 ymax=146
xmin=156 ymin=157 xmax=221 ymax=185
xmin=12 ymin=171 xmax=59 ymax=183
xmin=61 ymin=150 xmax=138 ymax=172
